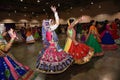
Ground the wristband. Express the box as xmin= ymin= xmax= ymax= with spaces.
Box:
xmin=10 ymin=39 xmax=14 ymax=43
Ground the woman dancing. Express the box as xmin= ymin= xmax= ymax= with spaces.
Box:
xmin=64 ymin=18 xmax=94 ymax=64
xmin=0 ymin=24 xmax=35 ymax=80
xmin=101 ymin=20 xmax=118 ymax=50
xmin=36 ymin=6 xmax=73 ymax=74
xmin=86 ymin=20 xmax=104 ymax=56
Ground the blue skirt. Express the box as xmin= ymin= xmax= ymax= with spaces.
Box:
xmin=0 ymin=56 xmax=28 ymax=80
xmin=101 ymin=32 xmax=115 ymax=44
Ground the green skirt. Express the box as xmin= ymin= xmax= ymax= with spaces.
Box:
xmin=86 ymin=34 xmax=102 ymax=54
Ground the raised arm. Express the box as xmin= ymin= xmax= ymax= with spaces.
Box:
xmin=4 ymin=28 xmax=16 ymax=52
xmin=69 ymin=17 xmax=82 ymax=28
xmin=51 ymin=6 xmax=59 ymax=26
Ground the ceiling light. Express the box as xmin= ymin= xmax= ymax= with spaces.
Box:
xmin=14 ymin=10 xmax=17 ymax=13
xmin=58 ymin=3 xmax=60 ymax=7
xmin=37 ymin=0 xmax=40 ymax=3
xmin=20 ymin=0 xmax=23 ymax=2
xmin=91 ymin=2 xmax=94 ymax=5
xmin=70 ymin=7 xmax=73 ymax=9
xmin=99 ymin=5 xmax=101 ymax=8
xmin=43 ymin=9 xmax=45 ymax=11
xmin=24 ymin=14 xmax=26 ymax=17
xmin=80 ymin=9 xmax=83 ymax=11
xmin=46 ymin=2 xmax=49 ymax=5
xmin=32 ymin=12 xmax=34 ymax=14
xmin=24 ymin=6 xmax=27 ymax=9
xmin=8 ymin=13 xmax=11 ymax=16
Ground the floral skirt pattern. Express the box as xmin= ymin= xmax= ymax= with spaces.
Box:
xmin=64 ymin=38 xmax=94 ymax=64
xmin=36 ymin=46 xmax=73 ymax=74
xmin=68 ymin=42 xmax=94 ymax=64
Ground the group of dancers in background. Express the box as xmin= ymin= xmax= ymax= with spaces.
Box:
xmin=36 ymin=7 xmax=120 ymax=74
xmin=36 ymin=6 xmax=120 ymax=74
xmin=0 ymin=6 xmax=120 ymax=80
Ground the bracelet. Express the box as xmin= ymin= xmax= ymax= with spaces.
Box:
xmin=10 ymin=39 xmax=14 ymax=43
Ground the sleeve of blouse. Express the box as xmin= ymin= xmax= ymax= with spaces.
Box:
xmin=50 ymin=24 xmax=58 ymax=31
xmin=42 ymin=27 xmax=46 ymax=40
xmin=54 ymin=12 xmax=59 ymax=25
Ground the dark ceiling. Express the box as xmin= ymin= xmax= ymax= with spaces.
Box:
xmin=0 ymin=0 xmax=120 ymax=17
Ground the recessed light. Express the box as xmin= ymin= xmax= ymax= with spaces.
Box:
xmin=20 ymin=0 xmax=23 ymax=2
xmin=91 ymin=2 xmax=94 ymax=5
xmin=58 ymin=3 xmax=60 ymax=7
xmin=37 ymin=0 xmax=40 ymax=3
xmin=70 ymin=7 xmax=73 ymax=9
xmin=99 ymin=5 xmax=101 ymax=8
xmin=14 ymin=10 xmax=17 ymax=13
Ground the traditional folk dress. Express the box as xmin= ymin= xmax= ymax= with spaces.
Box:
xmin=101 ymin=24 xmax=118 ymax=50
xmin=36 ymin=24 xmax=73 ymax=74
xmin=111 ymin=22 xmax=120 ymax=44
xmin=86 ymin=25 xmax=104 ymax=56
xmin=26 ymin=30 xmax=35 ymax=44
xmin=0 ymin=35 xmax=35 ymax=80
xmin=64 ymin=26 xmax=94 ymax=64
xmin=34 ymin=30 xmax=40 ymax=40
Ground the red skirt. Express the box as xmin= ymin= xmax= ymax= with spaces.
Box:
xmin=68 ymin=42 xmax=94 ymax=64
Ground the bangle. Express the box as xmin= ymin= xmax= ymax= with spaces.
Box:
xmin=10 ymin=39 xmax=14 ymax=43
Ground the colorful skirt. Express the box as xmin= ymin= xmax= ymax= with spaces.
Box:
xmin=26 ymin=35 xmax=35 ymax=43
xmin=101 ymin=31 xmax=115 ymax=44
xmin=0 ymin=56 xmax=34 ymax=80
xmin=110 ymin=30 xmax=119 ymax=39
xmin=81 ymin=35 xmax=86 ymax=43
xmin=34 ymin=32 xmax=40 ymax=40
xmin=36 ymin=45 xmax=73 ymax=74
xmin=101 ymin=31 xmax=118 ymax=50
xmin=64 ymin=38 xmax=94 ymax=64
xmin=101 ymin=44 xmax=118 ymax=50
xmin=86 ymin=34 xmax=104 ymax=56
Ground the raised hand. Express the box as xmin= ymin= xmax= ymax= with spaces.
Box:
xmin=8 ymin=28 xmax=17 ymax=39
xmin=78 ymin=16 xmax=83 ymax=22
xmin=51 ymin=6 xmax=56 ymax=13
xmin=12 ymin=32 xmax=17 ymax=39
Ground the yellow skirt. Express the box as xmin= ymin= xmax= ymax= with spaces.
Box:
xmin=64 ymin=38 xmax=72 ymax=53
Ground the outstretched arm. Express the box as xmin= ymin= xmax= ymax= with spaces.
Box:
xmin=69 ymin=17 xmax=82 ymax=28
xmin=1 ymin=28 xmax=16 ymax=52
xmin=50 ymin=6 xmax=60 ymax=31
xmin=51 ymin=6 xmax=59 ymax=26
